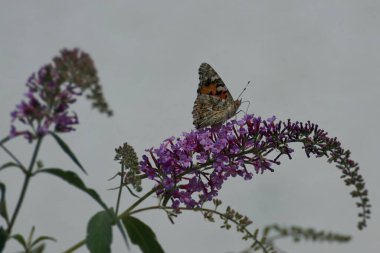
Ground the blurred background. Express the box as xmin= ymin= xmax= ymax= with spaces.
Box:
xmin=0 ymin=1 xmax=379 ymax=252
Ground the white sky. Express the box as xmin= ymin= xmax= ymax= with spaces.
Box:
xmin=0 ymin=1 xmax=379 ymax=252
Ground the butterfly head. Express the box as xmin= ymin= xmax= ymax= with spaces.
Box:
xmin=224 ymin=98 xmax=241 ymax=121
xmin=234 ymin=99 xmax=242 ymax=111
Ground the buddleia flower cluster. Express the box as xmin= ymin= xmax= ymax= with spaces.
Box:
xmin=140 ymin=114 xmax=371 ymax=229
xmin=10 ymin=48 xmax=112 ymax=142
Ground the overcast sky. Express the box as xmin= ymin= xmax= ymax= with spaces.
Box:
xmin=0 ymin=1 xmax=379 ymax=253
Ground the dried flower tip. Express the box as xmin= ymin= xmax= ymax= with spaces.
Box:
xmin=115 ymin=142 xmax=142 ymax=192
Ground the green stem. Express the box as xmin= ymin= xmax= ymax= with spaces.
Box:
xmin=118 ymin=188 xmax=156 ymax=219
xmin=0 ymin=135 xmax=11 ymax=145
xmin=6 ymin=137 xmax=43 ymax=235
xmin=115 ymin=165 xmax=125 ymax=215
xmin=62 ymin=239 xmax=85 ymax=253
xmin=0 ymin=142 xmax=27 ymax=173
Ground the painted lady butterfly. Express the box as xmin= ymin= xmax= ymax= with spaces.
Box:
xmin=192 ymin=63 xmax=242 ymax=129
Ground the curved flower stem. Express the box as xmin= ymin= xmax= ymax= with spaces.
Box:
xmin=6 ymin=137 xmax=43 ymax=236
xmin=62 ymin=188 xmax=157 ymax=253
xmin=119 ymin=188 xmax=156 ymax=218
xmin=129 ymin=205 xmax=270 ymax=253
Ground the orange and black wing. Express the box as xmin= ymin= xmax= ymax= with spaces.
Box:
xmin=197 ymin=63 xmax=234 ymax=102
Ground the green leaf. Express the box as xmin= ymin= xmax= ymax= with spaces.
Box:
xmin=11 ymin=234 xmax=27 ymax=250
xmin=86 ymin=210 xmax=113 ymax=253
xmin=125 ymin=185 xmax=140 ymax=198
xmin=0 ymin=162 xmax=21 ymax=172
xmin=31 ymin=243 xmax=45 ymax=253
xmin=31 ymin=236 xmax=56 ymax=248
xmin=27 ymin=226 xmax=36 ymax=246
xmin=0 ymin=183 xmax=9 ymax=222
xmin=0 ymin=227 xmax=7 ymax=252
xmin=12 ymin=227 xmax=55 ymax=253
xmin=253 ymin=228 xmax=259 ymax=239
xmin=38 ymin=168 xmax=107 ymax=210
xmin=122 ymin=216 xmax=164 ymax=253
xmin=49 ymin=132 xmax=86 ymax=174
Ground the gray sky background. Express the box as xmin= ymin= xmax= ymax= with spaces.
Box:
xmin=0 ymin=1 xmax=379 ymax=252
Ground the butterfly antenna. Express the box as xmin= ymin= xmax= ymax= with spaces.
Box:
xmin=245 ymin=100 xmax=250 ymax=113
xmin=237 ymin=81 xmax=253 ymax=100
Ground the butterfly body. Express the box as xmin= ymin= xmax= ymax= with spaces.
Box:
xmin=192 ymin=63 xmax=241 ymax=129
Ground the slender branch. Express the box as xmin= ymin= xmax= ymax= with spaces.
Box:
xmin=61 ymin=239 xmax=85 ymax=253
xmin=0 ymin=143 xmax=27 ymax=173
xmin=129 ymin=205 xmax=270 ymax=253
xmin=115 ymin=165 xmax=125 ymax=215
xmin=119 ymin=188 xmax=156 ymax=218
xmin=6 ymin=137 xmax=43 ymax=235
xmin=0 ymin=135 xmax=11 ymax=145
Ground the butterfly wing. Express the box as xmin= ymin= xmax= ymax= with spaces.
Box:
xmin=192 ymin=63 xmax=240 ymax=129
xmin=197 ymin=63 xmax=234 ymax=102
xmin=192 ymin=94 xmax=232 ymax=129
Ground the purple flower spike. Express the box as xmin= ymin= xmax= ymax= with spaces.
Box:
xmin=10 ymin=64 xmax=80 ymax=142
xmin=139 ymin=114 xmax=371 ymax=229
xmin=9 ymin=48 xmax=112 ymax=142
xmin=140 ymin=114 xmax=287 ymax=209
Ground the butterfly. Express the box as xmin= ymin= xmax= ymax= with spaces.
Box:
xmin=192 ymin=63 xmax=242 ymax=129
